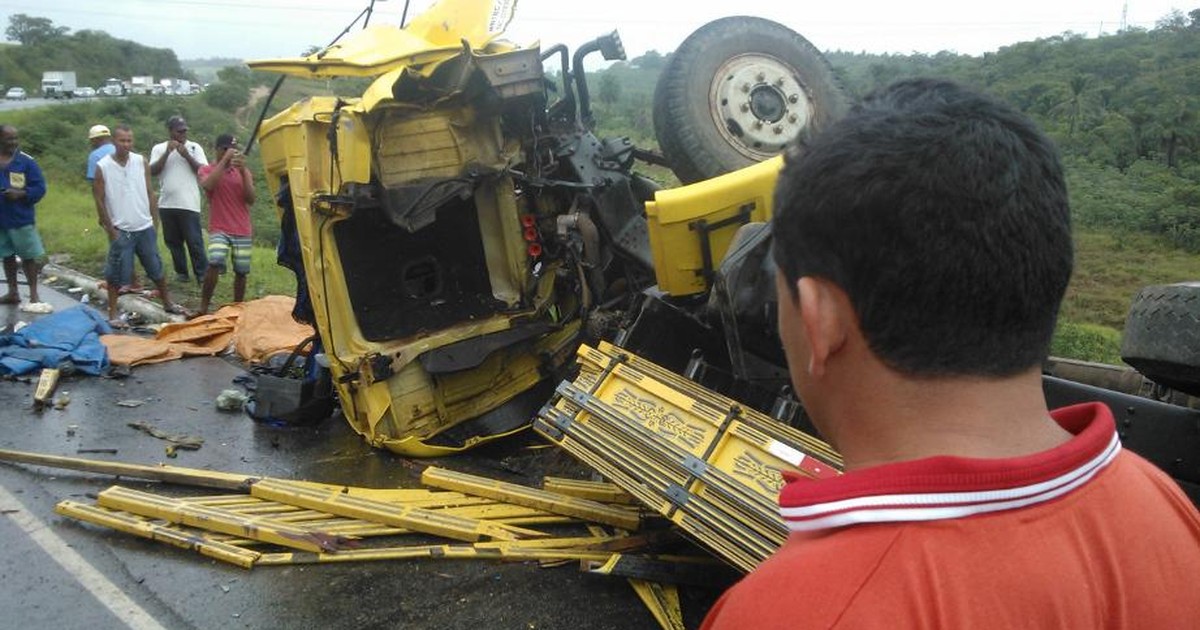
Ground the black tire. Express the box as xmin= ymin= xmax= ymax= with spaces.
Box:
xmin=653 ymin=16 xmax=848 ymax=184
xmin=1121 ymin=282 xmax=1200 ymax=397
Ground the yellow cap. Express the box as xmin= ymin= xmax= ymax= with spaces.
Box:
xmin=88 ymin=124 xmax=111 ymax=139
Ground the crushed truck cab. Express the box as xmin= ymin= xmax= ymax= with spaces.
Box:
xmin=253 ymin=19 xmax=579 ymax=454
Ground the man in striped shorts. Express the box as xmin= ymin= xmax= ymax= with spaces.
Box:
xmin=196 ymin=134 xmax=255 ymax=315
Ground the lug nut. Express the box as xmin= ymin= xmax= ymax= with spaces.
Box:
xmin=742 ymin=83 xmax=751 ymax=93
xmin=753 ymin=121 xmax=764 ymax=129
xmin=740 ymin=103 xmax=750 ymax=113
xmin=788 ymin=94 xmax=799 ymax=103
xmin=788 ymin=114 xmax=798 ymax=123
xmin=756 ymin=71 xmax=766 ymax=81
xmin=773 ymin=125 xmax=784 ymax=134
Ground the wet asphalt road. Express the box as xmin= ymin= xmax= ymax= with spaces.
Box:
xmin=0 ymin=280 xmax=724 ymax=629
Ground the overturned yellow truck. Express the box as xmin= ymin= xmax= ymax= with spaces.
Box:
xmin=248 ymin=0 xmax=847 ymax=455
xmin=250 ymin=0 xmax=1200 ymax=509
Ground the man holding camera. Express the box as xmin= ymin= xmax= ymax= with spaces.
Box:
xmin=149 ymin=115 xmax=207 ymax=283
xmin=196 ymin=134 xmax=255 ymax=315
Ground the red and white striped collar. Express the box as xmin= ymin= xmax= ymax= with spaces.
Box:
xmin=779 ymin=403 xmax=1120 ymax=532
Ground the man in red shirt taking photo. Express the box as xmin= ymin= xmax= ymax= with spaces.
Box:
xmin=197 ymin=134 xmax=255 ymax=315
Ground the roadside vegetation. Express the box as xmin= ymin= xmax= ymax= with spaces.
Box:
xmin=4 ymin=11 xmax=1200 ymax=364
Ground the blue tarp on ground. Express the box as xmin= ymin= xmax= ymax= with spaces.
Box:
xmin=0 ymin=306 xmax=112 ymax=375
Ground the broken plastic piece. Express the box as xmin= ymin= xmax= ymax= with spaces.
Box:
xmin=19 ymin=302 xmax=54 ymax=314
xmin=33 ymin=368 xmax=60 ymax=408
xmin=215 ymin=389 xmax=249 ymax=412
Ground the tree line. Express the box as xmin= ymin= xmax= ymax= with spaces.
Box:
xmin=0 ymin=14 xmax=189 ymax=91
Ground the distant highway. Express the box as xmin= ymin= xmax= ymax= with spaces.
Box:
xmin=0 ymin=96 xmax=120 ymax=112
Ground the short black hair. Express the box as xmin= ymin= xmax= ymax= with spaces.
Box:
xmin=772 ymin=78 xmax=1073 ymax=377
xmin=166 ymin=115 xmax=187 ymax=130
xmin=215 ymin=133 xmax=236 ymax=149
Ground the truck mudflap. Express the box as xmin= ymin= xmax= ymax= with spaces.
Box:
xmin=535 ymin=341 xmax=842 ymax=572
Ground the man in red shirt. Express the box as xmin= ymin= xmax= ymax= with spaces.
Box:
xmin=196 ymin=134 xmax=255 ymax=315
xmin=701 ymin=79 xmax=1200 ymax=628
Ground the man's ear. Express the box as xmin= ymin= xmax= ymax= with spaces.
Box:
xmin=797 ymin=277 xmax=849 ymax=378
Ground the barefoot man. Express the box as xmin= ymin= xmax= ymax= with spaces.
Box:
xmin=0 ymin=124 xmax=48 ymax=308
xmin=92 ymin=124 xmax=188 ymax=326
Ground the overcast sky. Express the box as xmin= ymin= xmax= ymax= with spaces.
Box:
xmin=0 ymin=0 xmax=1190 ymax=61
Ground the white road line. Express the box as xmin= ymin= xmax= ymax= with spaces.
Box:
xmin=0 ymin=484 xmax=169 ymax=630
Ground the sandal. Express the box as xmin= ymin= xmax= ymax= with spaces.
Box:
xmin=108 ymin=318 xmax=130 ymax=330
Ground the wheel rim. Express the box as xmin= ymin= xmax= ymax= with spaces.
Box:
xmin=709 ymin=53 xmax=814 ymax=161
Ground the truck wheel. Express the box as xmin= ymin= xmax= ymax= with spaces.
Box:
xmin=1121 ymin=282 xmax=1200 ymax=397
xmin=653 ymin=16 xmax=848 ymax=184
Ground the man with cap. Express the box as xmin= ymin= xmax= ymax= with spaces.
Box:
xmin=87 ymin=123 xmax=139 ymax=293
xmin=196 ymin=133 xmax=255 ymax=315
xmin=149 ymin=115 xmax=207 ymax=283
xmin=85 ymin=124 xmax=115 ymax=183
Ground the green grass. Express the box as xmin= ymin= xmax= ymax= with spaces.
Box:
xmin=1048 ymin=229 xmax=1200 ymax=364
xmin=1050 ymin=321 xmax=1123 ymax=366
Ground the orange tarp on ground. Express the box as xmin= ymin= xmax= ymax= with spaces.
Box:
xmin=100 ymin=297 xmax=315 ymax=367
xmin=234 ymin=296 xmax=316 ymax=364
xmin=101 ymin=335 xmax=187 ymax=367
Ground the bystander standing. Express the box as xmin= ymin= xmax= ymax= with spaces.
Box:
xmin=0 ymin=124 xmax=49 ymax=311
xmin=701 ymin=79 xmax=1200 ymax=629
xmin=196 ymin=134 xmax=255 ymax=315
xmin=93 ymin=124 xmax=190 ymax=327
xmin=86 ymin=123 xmax=140 ymax=294
xmin=149 ymin=115 xmax=207 ymax=283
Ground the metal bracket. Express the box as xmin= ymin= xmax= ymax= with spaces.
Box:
xmin=665 ymin=484 xmax=690 ymax=508
xmin=681 ymin=455 xmax=707 ymax=477
xmin=688 ymin=203 xmax=755 ymax=284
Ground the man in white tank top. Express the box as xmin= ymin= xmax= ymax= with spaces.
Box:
xmin=92 ymin=124 xmax=191 ymax=326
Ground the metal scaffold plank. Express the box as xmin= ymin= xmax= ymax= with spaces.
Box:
xmin=95 ymin=486 xmax=356 ymax=553
xmin=542 ymin=477 xmax=638 ymax=505
xmin=628 ymin=579 xmax=685 ymax=630
xmin=420 ymin=466 xmax=643 ymax=531
xmin=249 ymin=479 xmax=547 ymax=542
xmin=55 ymin=501 xmax=263 ymax=569
xmin=255 ymin=544 xmax=620 ymax=566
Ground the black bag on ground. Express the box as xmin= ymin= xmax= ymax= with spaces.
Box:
xmin=244 ymin=334 xmax=335 ymax=426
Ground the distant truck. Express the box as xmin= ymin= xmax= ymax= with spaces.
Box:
xmin=173 ymin=79 xmax=194 ymax=95
xmin=100 ymin=77 xmax=126 ymax=97
xmin=130 ymin=76 xmax=155 ymax=95
xmin=41 ymin=71 xmax=77 ymax=99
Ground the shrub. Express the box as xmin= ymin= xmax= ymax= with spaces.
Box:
xmin=1051 ymin=320 xmax=1123 ymax=365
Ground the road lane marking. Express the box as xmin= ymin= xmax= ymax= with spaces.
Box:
xmin=0 ymin=484 xmax=169 ymax=630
